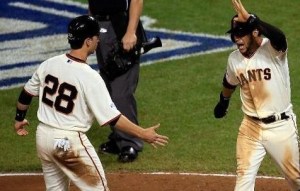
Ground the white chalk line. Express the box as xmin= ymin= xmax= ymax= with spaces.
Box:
xmin=0 ymin=172 xmax=284 ymax=180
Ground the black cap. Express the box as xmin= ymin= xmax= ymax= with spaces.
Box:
xmin=226 ymin=15 xmax=255 ymax=37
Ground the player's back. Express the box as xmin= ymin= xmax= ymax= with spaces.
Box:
xmin=32 ymin=54 xmax=103 ymax=132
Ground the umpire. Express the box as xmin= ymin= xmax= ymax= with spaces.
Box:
xmin=88 ymin=0 xmax=147 ymax=162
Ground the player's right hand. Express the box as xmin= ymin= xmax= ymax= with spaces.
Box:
xmin=232 ymin=0 xmax=250 ymax=23
xmin=214 ymin=102 xmax=228 ymax=118
xmin=14 ymin=119 xmax=29 ymax=136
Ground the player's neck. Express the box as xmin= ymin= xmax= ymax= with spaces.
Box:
xmin=243 ymin=38 xmax=262 ymax=58
xmin=67 ymin=50 xmax=87 ymax=63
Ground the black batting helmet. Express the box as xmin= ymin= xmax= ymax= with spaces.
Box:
xmin=68 ymin=15 xmax=99 ymax=43
xmin=226 ymin=14 xmax=258 ymax=42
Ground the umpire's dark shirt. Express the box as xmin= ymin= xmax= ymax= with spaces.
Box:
xmin=88 ymin=0 xmax=129 ymax=15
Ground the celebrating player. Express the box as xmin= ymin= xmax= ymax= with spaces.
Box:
xmin=14 ymin=15 xmax=168 ymax=191
xmin=213 ymin=0 xmax=300 ymax=190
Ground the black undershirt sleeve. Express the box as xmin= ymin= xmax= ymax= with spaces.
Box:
xmin=222 ymin=74 xmax=237 ymax=90
xmin=255 ymin=18 xmax=287 ymax=52
xmin=18 ymin=89 xmax=33 ymax=105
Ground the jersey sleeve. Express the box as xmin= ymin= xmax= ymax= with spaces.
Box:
xmin=85 ymin=72 xmax=121 ymax=126
xmin=265 ymin=38 xmax=287 ymax=61
xmin=24 ymin=62 xmax=44 ymax=96
xmin=225 ymin=55 xmax=239 ymax=86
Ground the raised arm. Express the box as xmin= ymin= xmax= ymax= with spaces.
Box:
xmin=231 ymin=0 xmax=287 ymax=52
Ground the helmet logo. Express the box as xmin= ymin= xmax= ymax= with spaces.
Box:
xmin=68 ymin=33 xmax=75 ymax=40
xmin=100 ymin=28 xmax=107 ymax=33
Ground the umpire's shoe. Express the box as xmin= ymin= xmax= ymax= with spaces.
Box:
xmin=99 ymin=140 xmax=120 ymax=155
xmin=118 ymin=146 xmax=138 ymax=163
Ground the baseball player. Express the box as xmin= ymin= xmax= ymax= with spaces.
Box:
xmin=14 ymin=15 xmax=168 ymax=191
xmin=214 ymin=0 xmax=300 ymax=190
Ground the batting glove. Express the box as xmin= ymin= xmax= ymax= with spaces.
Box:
xmin=214 ymin=92 xmax=230 ymax=118
xmin=54 ymin=138 xmax=70 ymax=151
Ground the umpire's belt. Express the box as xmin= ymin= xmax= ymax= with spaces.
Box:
xmin=248 ymin=112 xmax=289 ymax=124
xmin=94 ymin=15 xmax=111 ymax=21
xmin=94 ymin=12 xmax=127 ymax=21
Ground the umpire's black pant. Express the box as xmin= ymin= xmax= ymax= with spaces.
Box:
xmin=100 ymin=62 xmax=144 ymax=151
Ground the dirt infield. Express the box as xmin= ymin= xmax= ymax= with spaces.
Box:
xmin=0 ymin=172 xmax=290 ymax=191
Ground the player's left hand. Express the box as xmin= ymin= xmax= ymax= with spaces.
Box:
xmin=142 ymin=124 xmax=169 ymax=148
xmin=14 ymin=119 xmax=29 ymax=136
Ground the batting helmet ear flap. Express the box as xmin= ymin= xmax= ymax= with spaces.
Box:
xmin=230 ymin=34 xmax=235 ymax=43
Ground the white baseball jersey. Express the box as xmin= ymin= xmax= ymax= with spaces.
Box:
xmin=226 ymin=38 xmax=300 ymax=191
xmin=225 ymin=38 xmax=292 ymax=118
xmin=24 ymin=53 xmax=121 ymax=132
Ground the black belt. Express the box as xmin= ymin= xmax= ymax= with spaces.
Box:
xmin=249 ymin=112 xmax=289 ymax=124
xmin=94 ymin=12 xmax=127 ymax=21
xmin=94 ymin=15 xmax=111 ymax=21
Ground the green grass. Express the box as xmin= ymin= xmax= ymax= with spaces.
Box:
xmin=1 ymin=0 xmax=300 ymax=177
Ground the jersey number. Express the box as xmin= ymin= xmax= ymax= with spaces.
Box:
xmin=42 ymin=74 xmax=78 ymax=114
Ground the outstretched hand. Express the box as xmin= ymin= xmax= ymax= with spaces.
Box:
xmin=142 ymin=124 xmax=169 ymax=148
xmin=232 ymin=0 xmax=250 ymax=22
xmin=14 ymin=119 xmax=29 ymax=136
